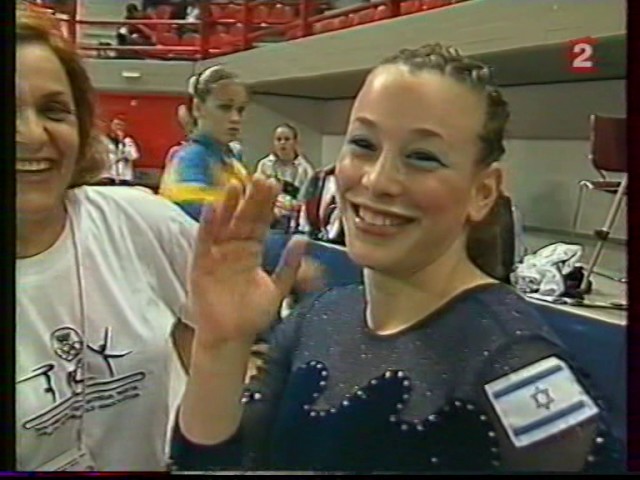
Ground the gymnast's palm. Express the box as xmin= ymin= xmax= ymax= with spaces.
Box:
xmin=188 ymin=179 xmax=305 ymax=346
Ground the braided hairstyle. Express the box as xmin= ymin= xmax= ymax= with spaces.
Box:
xmin=380 ymin=43 xmax=510 ymax=167
xmin=379 ymin=44 xmax=515 ymax=282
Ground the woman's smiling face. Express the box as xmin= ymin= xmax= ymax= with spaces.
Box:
xmin=16 ymin=42 xmax=80 ymax=220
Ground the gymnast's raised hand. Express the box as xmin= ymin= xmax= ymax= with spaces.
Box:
xmin=179 ymin=177 xmax=308 ymax=445
xmin=188 ymin=177 xmax=307 ymax=346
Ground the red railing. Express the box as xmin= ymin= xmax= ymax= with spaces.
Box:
xmin=27 ymin=0 xmax=464 ymax=61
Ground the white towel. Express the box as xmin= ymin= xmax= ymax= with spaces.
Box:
xmin=511 ymin=243 xmax=583 ymax=298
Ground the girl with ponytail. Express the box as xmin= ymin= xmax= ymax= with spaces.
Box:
xmin=159 ymin=66 xmax=250 ymax=220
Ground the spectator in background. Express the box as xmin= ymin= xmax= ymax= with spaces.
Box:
xmin=298 ymin=164 xmax=344 ymax=245
xmin=160 ymin=104 xmax=195 ymax=193
xmin=116 ymin=3 xmax=155 ymax=49
xmin=104 ymin=116 xmax=140 ymax=185
xmin=169 ymin=0 xmax=189 ymax=20
xmin=185 ymin=0 xmax=201 ymax=21
xmin=159 ymin=66 xmax=251 ymax=221
xmin=143 ymin=0 xmax=182 ymax=10
xmin=255 ymin=124 xmax=315 ymax=232
xmin=176 ymin=0 xmax=201 ymax=36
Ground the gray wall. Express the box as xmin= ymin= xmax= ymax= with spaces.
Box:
xmin=241 ymin=95 xmax=325 ymax=172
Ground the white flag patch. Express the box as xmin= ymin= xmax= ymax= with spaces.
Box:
xmin=484 ymin=356 xmax=599 ymax=448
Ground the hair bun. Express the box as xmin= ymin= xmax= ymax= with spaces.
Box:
xmin=187 ymin=75 xmax=198 ymax=96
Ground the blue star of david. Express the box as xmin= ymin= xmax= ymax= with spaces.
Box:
xmin=531 ymin=385 xmax=554 ymax=410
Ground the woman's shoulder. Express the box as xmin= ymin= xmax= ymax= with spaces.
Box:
xmin=71 ymin=186 xmax=197 ymax=236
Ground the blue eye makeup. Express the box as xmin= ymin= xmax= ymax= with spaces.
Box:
xmin=406 ymin=150 xmax=448 ymax=169
xmin=347 ymin=136 xmax=377 ymax=153
xmin=345 ymin=132 xmax=448 ymax=170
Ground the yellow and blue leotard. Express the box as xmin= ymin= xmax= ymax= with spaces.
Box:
xmin=160 ymin=133 xmax=249 ymax=221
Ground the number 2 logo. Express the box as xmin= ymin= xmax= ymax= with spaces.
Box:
xmin=569 ymin=37 xmax=597 ymax=73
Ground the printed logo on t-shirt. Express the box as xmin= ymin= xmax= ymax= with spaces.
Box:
xmin=17 ymin=325 xmax=147 ymax=437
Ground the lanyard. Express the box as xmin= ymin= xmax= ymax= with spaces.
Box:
xmin=67 ymin=202 xmax=88 ymax=452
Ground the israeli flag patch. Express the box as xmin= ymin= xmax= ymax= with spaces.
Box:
xmin=484 ymin=356 xmax=599 ymax=448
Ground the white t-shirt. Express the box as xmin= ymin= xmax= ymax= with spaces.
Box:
xmin=256 ymin=154 xmax=315 ymax=223
xmin=104 ymin=136 xmax=140 ymax=182
xmin=255 ymin=154 xmax=314 ymax=192
xmin=16 ymin=186 xmax=197 ymax=471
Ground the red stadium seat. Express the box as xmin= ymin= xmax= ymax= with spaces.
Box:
xmin=400 ymin=0 xmax=421 ymax=15
xmin=208 ymin=33 xmax=234 ymax=53
xmin=422 ymin=0 xmax=452 ymax=9
xmin=157 ymin=32 xmax=180 ymax=46
xmin=155 ymin=24 xmax=172 ymax=35
xmin=283 ymin=5 xmax=296 ymax=22
xmin=223 ymin=5 xmax=242 ymax=21
xmin=213 ymin=24 xmax=229 ymax=35
xmin=229 ymin=23 xmax=245 ymax=41
xmin=141 ymin=9 xmax=159 ymax=34
xmin=270 ymin=3 xmax=295 ymax=24
xmin=374 ymin=5 xmax=391 ymax=20
xmin=334 ymin=16 xmax=348 ymax=30
xmin=312 ymin=20 xmax=331 ymax=34
xmin=156 ymin=5 xmax=172 ymax=19
xmin=285 ymin=26 xmax=302 ymax=40
xmin=320 ymin=18 xmax=343 ymax=33
xmin=208 ymin=34 xmax=222 ymax=49
xmin=354 ymin=9 xmax=374 ymax=25
xmin=253 ymin=4 xmax=269 ymax=24
xmin=210 ymin=5 xmax=224 ymax=20
xmin=181 ymin=33 xmax=200 ymax=46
